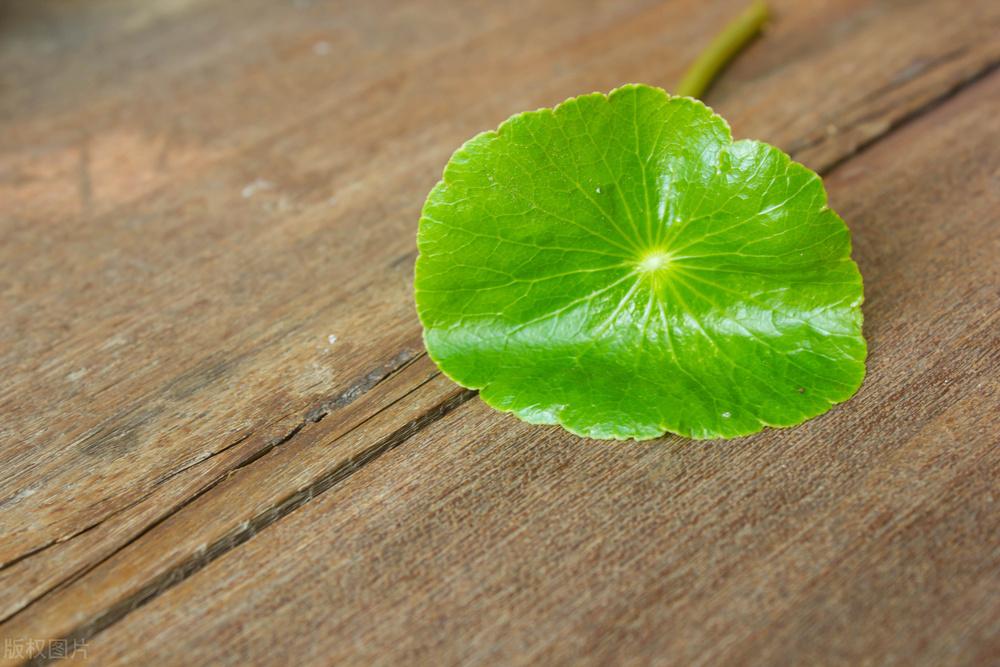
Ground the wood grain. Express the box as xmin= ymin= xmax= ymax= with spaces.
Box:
xmin=1 ymin=0 xmax=737 ymax=571
xmin=0 ymin=0 xmax=998 ymax=663
xmin=70 ymin=67 xmax=1000 ymax=667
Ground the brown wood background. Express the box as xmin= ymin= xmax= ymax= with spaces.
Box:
xmin=1 ymin=0 xmax=998 ymax=664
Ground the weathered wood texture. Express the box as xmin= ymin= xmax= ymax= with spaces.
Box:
xmin=0 ymin=0 xmax=998 ymax=664
xmin=55 ymin=63 xmax=1000 ymax=667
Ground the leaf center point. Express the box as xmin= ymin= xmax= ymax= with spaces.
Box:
xmin=637 ymin=249 xmax=673 ymax=273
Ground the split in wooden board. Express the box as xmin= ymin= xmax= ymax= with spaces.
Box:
xmin=0 ymin=0 xmax=998 ymax=663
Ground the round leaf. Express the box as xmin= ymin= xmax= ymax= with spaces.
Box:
xmin=415 ymin=84 xmax=866 ymax=440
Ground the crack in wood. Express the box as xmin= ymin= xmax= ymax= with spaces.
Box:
xmin=0 ymin=324 xmax=309 ymax=573
xmin=0 ymin=431 xmax=255 ymax=580
xmin=0 ymin=348 xmax=424 ymax=626
xmin=790 ymin=55 xmax=1000 ymax=170
xmin=816 ymin=58 xmax=1000 ymax=175
xmin=25 ymin=382 xmax=476 ymax=666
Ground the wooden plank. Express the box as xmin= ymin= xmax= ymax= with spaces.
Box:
xmin=2 ymin=0 xmax=691 ymax=597
xmin=1 ymin=0 xmax=723 ymax=540
xmin=0 ymin=0 xmax=998 ymax=661
xmin=65 ymin=69 xmax=1000 ymax=666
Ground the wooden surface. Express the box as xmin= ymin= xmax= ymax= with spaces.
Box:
xmin=1 ymin=0 xmax=998 ymax=664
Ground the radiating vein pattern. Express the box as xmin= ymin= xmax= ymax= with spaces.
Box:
xmin=416 ymin=84 xmax=866 ymax=439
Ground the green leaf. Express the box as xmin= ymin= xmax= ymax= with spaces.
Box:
xmin=415 ymin=84 xmax=866 ymax=440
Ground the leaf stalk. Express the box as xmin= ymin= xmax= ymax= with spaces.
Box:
xmin=676 ymin=1 xmax=769 ymax=99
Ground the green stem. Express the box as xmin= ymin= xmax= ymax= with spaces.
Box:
xmin=676 ymin=1 xmax=769 ymax=99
